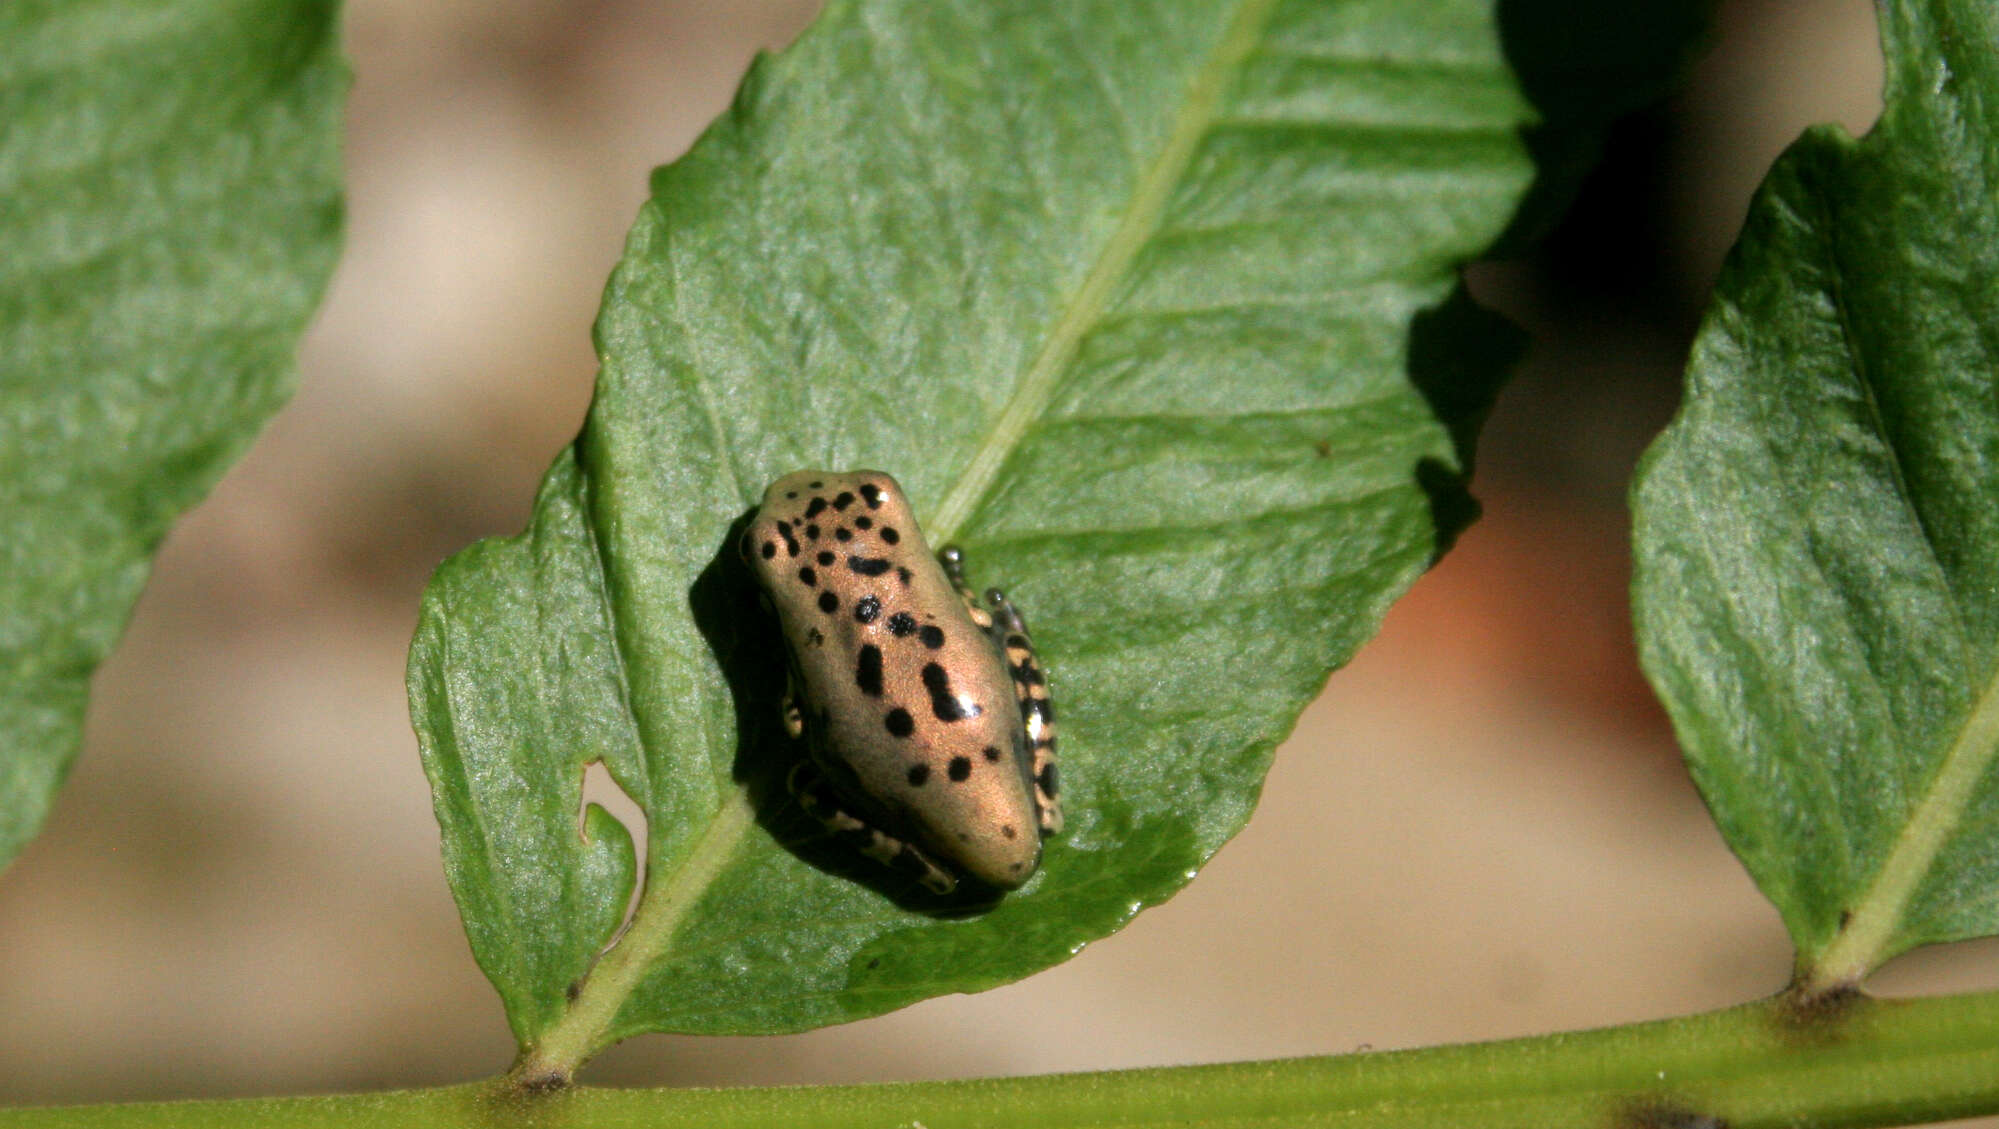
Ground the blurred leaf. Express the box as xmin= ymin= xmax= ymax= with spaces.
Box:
xmin=410 ymin=0 xmax=1698 ymax=1054
xmin=0 ymin=0 xmax=345 ymax=868
xmin=1633 ymin=0 xmax=1999 ymax=989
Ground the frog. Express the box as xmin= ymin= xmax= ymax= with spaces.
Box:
xmin=739 ymin=470 xmax=1060 ymax=894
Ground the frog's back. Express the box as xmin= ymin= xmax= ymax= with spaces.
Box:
xmin=742 ymin=470 xmax=1042 ymax=889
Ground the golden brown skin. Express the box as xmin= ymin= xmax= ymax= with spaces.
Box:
xmin=741 ymin=470 xmax=1055 ymax=892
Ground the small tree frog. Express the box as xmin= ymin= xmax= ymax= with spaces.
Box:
xmin=740 ymin=470 xmax=1060 ymax=894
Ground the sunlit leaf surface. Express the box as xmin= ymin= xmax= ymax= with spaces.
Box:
xmin=0 ymin=0 xmax=344 ymax=869
xmin=411 ymin=0 xmax=1697 ymax=1048
xmin=1634 ymin=0 xmax=1999 ymax=988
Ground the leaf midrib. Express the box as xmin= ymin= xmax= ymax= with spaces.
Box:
xmin=929 ymin=0 xmax=1279 ymax=542
xmin=514 ymin=790 xmax=756 ymax=1074
xmin=545 ymin=0 xmax=1281 ymax=1068
xmin=1794 ymin=171 xmax=1991 ymax=992
xmin=1804 ymin=655 xmax=1999 ymax=993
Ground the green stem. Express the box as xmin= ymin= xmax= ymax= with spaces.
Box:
xmin=11 ymin=990 xmax=1999 ymax=1128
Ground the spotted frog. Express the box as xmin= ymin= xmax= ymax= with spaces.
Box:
xmin=740 ymin=470 xmax=1060 ymax=894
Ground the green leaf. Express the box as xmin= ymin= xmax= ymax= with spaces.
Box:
xmin=409 ymin=0 xmax=1695 ymax=1062
xmin=1633 ymin=0 xmax=1999 ymax=992
xmin=0 ymin=0 xmax=345 ymax=869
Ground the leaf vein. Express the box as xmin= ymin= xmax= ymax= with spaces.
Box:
xmin=974 ymin=484 xmax=1410 ymax=549
xmin=929 ymin=0 xmax=1283 ymax=543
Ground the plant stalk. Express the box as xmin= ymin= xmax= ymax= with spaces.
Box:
xmin=9 ymin=989 xmax=1999 ymax=1128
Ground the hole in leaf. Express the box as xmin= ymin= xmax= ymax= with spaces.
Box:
xmin=581 ymin=760 xmax=647 ymax=941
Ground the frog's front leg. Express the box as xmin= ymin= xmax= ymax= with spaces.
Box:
xmin=938 ymin=545 xmax=996 ymax=630
xmin=765 ymin=592 xmax=809 ymax=741
xmin=987 ymin=588 xmax=1062 ymax=835
xmin=788 ymin=764 xmax=957 ymax=894
xmin=780 ymin=679 xmax=805 ymax=740
xmin=939 ymin=547 xmax=1063 ymax=835
xmin=941 ymin=546 xmax=1062 ymax=837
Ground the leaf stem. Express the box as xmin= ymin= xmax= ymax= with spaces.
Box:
xmin=1802 ymin=658 xmax=1999 ymax=997
xmin=13 ymin=990 xmax=1999 ymax=1128
xmin=511 ymin=791 xmax=759 ymax=1086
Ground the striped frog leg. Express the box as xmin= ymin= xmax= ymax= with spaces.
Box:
xmin=940 ymin=546 xmax=1061 ymax=836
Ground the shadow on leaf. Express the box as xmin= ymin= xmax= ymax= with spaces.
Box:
xmin=1404 ymin=282 xmax=1520 ymax=560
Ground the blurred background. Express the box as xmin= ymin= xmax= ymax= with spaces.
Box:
xmin=6 ymin=0 xmax=1991 ymax=1114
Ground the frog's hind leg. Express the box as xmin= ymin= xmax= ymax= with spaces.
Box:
xmin=788 ymin=764 xmax=956 ymax=894
xmin=986 ymin=589 xmax=1062 ymax=836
